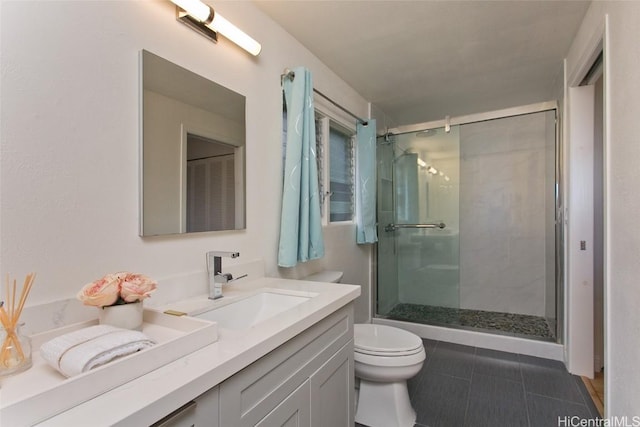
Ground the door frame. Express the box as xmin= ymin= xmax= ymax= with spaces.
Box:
xmin=563 ymin=15 xmax=609 ymax=380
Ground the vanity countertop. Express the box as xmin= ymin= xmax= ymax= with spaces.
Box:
xmin=33 ymin=277 xmax=360 ymax=426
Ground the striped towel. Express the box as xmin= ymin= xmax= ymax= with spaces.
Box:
xmin=40 ymin=324 xmax=156 ymax=377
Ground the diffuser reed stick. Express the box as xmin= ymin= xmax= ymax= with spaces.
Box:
xmin=0 ymin=273 xmax=35 ymax=371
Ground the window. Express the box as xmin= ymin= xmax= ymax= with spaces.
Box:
xmin=283 ymin=98 xmax=356 ymax=224
xmin=328 ymin=126 xmax=354 ymax=222
xmin=315 ymin=111 xmax=355 ymax=223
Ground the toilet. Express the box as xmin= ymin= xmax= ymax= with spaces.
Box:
xmin=302 ymin=270 xmax=344 ymax=283
xmin=303 ymin=270 xmax=426 ymax=427
xmin=353 ymin=324 xmax=425 ymax=427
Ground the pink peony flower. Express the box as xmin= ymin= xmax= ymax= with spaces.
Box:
xmin=119 ymin=273 xmax=157 ymax=303
xmin=77 ymin=272 xmax=158 ymax=307
xmin=77 ymin=273 xmax=121 ymax=307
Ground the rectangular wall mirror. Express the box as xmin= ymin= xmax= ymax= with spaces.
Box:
xmin=140 ymin=50 xmax=246 ymax=236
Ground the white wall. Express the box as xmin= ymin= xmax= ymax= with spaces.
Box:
xmin=0 ymin=1 xmax=371 ymax=321
xmin=565 ymin=1 xmax=640 ymax=416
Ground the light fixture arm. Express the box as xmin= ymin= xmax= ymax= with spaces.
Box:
xmin=176 ymin=7 xmax=218 ymax=44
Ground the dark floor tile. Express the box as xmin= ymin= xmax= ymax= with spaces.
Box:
xmin=357 ymin=424 xmax=425 ymax=427
xmin=407 ymin=372 xmax=423 ymax=397
xmin=412 ymin=372 xmax=470 ymax=427
xmin=426 ymin=341 xmax=476 ymax=379
xmin=361 ymin=340 xmax=595 ymax=427
xmin=518 ymin=354 xmax=567 ymax=371
xmin=464 ymin=373 xmax=528 ymax=427
xmin=527 ymin=393 xmax=594 ymax=427
xmin=422 ymin=338 xmax=438 ymax=360
xmin=408 ymin=339 xmax=439 ymax=395
xmin=520 ymin=357 xmax=584 ymax=403
xmin=474 ymin=348 xmax=522 ymax=382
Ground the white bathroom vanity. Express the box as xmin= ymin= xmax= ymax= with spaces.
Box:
xmin=0 ymin=277 xmax=360 ymax=426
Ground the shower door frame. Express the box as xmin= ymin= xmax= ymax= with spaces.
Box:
xmin=373 ymin=100 xmax=563 ymax=342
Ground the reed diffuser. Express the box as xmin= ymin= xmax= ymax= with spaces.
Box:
xmin=0 ymin=273 xmax=35 ymax=376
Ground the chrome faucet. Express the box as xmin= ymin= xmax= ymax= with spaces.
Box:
xmin=206 ymin=251 xmax=241 ymax=300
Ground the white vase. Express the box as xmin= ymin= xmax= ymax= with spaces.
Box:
xmin=98 ymin=302 xmax=144 ymax=331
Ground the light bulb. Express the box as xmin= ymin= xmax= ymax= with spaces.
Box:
xmin=208 ymin=13 xmax=262 ymax=56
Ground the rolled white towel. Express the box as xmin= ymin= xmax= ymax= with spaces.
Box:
xmin=40 ymin=324 xmax=156 ymax=377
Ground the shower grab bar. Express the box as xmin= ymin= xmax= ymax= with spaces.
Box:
xmin=384 ymin=223 xmax=446 ymax=232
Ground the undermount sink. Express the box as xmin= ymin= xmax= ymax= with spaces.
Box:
xmin=194 ymin=292 xmax=313 ymax=330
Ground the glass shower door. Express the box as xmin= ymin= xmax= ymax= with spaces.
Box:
xmin=376 ymin=110 xmax=557 ymax=341
xmin=376 ymin=136 xmax=399 ymax=316
xmin=376 ymin=127 xmax=461 ymax=319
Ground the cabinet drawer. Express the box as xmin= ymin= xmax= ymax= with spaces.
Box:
xmin=151 ymin=401 xmax=196 ymax=427
xmin=219 ymin=305 xmax=353 ymax=427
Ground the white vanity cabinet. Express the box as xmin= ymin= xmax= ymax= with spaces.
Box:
xmin=152 ymin=303 xmax=354 ymax=427
xmin=218 ymin=303 xmax=354 ymax=427
xmin=152 ymin=387 xmax=219 ymax=427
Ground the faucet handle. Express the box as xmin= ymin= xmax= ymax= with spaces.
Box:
xmin=214 ymin=273 xmax=248 ymax=284
xmin=215 ymin=273 xmax=233 ymax=284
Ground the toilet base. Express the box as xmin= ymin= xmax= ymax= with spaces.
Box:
xmin=354 ymin=379 xmax=416 ymax=427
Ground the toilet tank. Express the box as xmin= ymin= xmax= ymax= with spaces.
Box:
xmin=304 ymin=270 xmax=344 ymax=283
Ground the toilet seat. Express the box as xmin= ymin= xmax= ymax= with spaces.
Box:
xmin=354 ymin=324 xmax=423 ymax=357
xmin=354 ymin=348 xmax=426 ymax=368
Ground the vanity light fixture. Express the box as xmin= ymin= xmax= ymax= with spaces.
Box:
xmin=170 ymin=0 xmax=262 ymax=56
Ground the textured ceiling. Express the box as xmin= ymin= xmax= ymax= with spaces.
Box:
xmin=253 ymin=0 xmax=590 ymax=127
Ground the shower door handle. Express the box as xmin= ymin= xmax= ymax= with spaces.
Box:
xmin=384 ymin=223 xmax=446 ymax=232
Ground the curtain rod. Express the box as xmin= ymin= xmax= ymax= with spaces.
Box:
xmin=281 ymin=69 xmax=369 ymax=126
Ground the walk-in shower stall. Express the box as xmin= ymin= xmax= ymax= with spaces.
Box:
xmin=375 ymin=105 xmax=560 ymax=343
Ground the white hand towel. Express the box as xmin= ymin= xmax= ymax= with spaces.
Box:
xmin=40 ymin=324 xmax=156 ymax=377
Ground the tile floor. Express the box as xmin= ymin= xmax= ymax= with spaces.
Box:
xmin=356 ymin=339 xmax=600 ymax=427
xmin=387 ymin=304 xmax=555 ymax=341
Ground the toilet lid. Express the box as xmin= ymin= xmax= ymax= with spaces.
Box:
xmin=354 ymin=324 xmax=423 ymax=356
xmin=304 ymin=270 xmax=344 ymax=283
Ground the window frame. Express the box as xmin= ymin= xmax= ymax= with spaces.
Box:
xmin=314 ymin=95 xmax=357 ymax=225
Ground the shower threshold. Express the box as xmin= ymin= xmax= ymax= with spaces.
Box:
xmin=385 ymin=303 xmax=555 ymax=342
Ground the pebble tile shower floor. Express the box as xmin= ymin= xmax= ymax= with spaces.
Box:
xmin=356 ymin=339 xmax=600 ymax=427
xmin=387 ymin=303 xmax=555 ymax=340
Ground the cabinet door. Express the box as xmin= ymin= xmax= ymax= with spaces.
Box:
xmin=256 ymin=380 xmax=311 ymax=427
xmin=194 ymin=386 xmax=219 ymax=427
xmin=219 ymin=306 xmax=352 ymax=427
xmin=309 ymin=340 xmax=354 ymax=427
